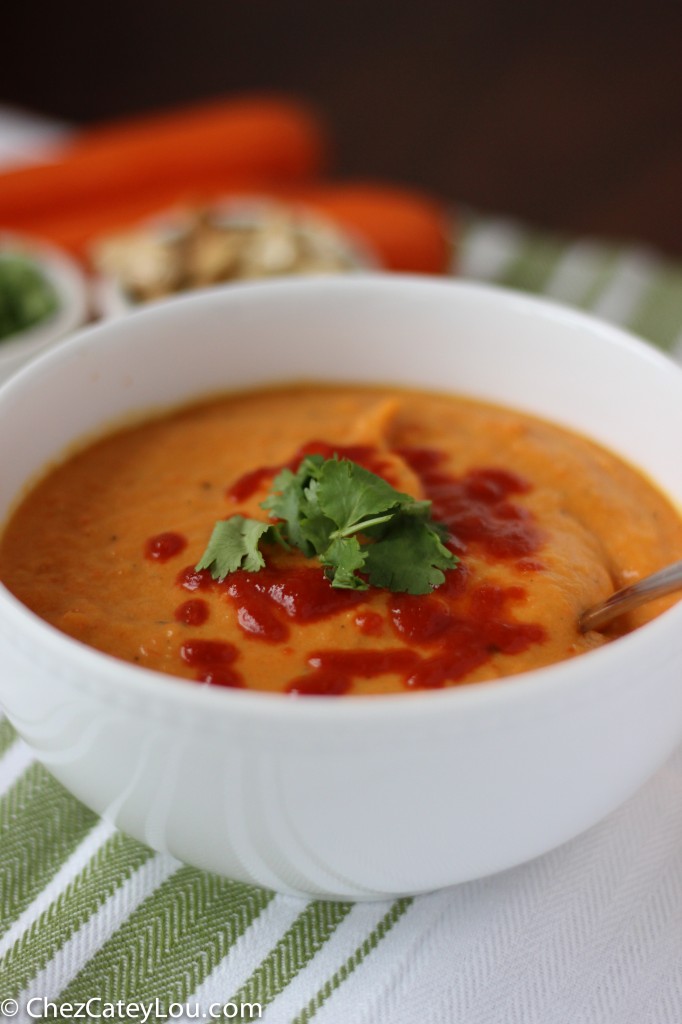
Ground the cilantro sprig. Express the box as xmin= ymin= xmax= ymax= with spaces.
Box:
xmin=196 ymin=454 xmax=457 ymax=594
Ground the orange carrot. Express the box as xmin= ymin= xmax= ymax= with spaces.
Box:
xmin=0 ymin=95 xmax=328 ymax=228
xmin=289 ymin=183 xmax=453 ymax=274
xmin=18 ymin=180 xmax=455 ymax=277
xmin=22 ymin=178 xmax=291 ymax=258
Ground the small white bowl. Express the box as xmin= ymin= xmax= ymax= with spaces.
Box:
xmin=0 ymin=231 xmax=89 ymax=382
xmin=0 ymin=276 xmax=680 ymax=899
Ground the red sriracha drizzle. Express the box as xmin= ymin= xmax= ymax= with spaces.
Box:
xmin=173 ymin=441 xmax=547 ymax=692
xmin=397 ymin=450 xmax=542 ymax=559
xmin=390 ymin=578 xmax=545 ymax=689
xmin=354 ymin=610 xmax=384 ymax=636
xmin=144 ymin=531 xmax=187 ymax=562
xmin=295 ymin=573 xmax=546 ymax=694
xmin=180 ymin=638 xmax=243 ymax=688
xmin=224 ymin=566 xmax=365 ymax=641
xmin=176 ymin=566 xmax=214 ymax=591
xmin=174 ymin=599 xmax=210 ymax=626
xmin=225 ymin=440 xmax=397 ymax=502
xmin=176 ymin=562 xmax=365 ymax=644
xmin=226 ymin=465 xmax=279 ymax=503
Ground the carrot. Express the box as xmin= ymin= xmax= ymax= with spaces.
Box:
xmin=0 ymin=95 xmax=328 ymax=228
xmin=18 ymin=180 xmax=455 ymax=277
xmin=288 ymin=183 xmax=453 ymax=274
xmin=23 ymin=178 xmax=292 ymax=258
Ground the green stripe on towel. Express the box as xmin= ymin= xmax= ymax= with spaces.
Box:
xmin=495 ymin=231 xmax=568 ymax=293
xmin=575 ymin=246 xmax=621 ymax=310
xmin=627 ymin=264 xmax=682 ymax=351
xmin=51 ymin=868 xmax=273 ymax=1014
xmin=0 ymin=717 xmax=17 ymax=759
xmin=292 ymin=897 xmax=413 ymax=1024
xmin=223 ymin=900 xmax=353 ymax=1019
xmin=1 ymin=832 xmax=154 ymax=998
xmin=0 ymin=764 xmax=98 ymax=939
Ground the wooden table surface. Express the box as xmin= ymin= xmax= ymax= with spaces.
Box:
xmin=2 ymin=1 xmax=681 ymax=258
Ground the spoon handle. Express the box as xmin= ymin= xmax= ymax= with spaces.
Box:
xmin=579 ymin=559 xmax=682 ymax=633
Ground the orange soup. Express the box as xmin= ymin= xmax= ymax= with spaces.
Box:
xmin=1 ymin=384 xmax=681 ymax=695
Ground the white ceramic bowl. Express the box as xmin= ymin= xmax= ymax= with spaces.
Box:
xmin=0 ymin=276 xmax=680 ymax=900
xmin=0 ymin=231 xmax=89 ymax=382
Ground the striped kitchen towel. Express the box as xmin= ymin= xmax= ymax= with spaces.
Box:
xmin=1 ymin=216 xmax=682 ymax=1024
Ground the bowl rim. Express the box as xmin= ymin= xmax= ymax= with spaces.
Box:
xmin=0 ymin=273 xmax=681 ymax=725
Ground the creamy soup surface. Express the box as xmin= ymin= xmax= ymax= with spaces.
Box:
xmin=1 ymin=384 xmax=681 ymax=695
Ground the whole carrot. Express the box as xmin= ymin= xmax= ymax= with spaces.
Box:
xmin=19 ymin=181 xmax=455 ymax=277
xmin=22 ymin=178 xmax=291 ymax=257
xmin=0 ymin=95 xmax=328 ymax=228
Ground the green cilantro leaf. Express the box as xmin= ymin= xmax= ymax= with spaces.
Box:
xmin=363 ymin=513 xmax=456 ymax=594
xmin=315 ymin=459 xmax=411 ymax=537
xmin=196 ymin=453 xmax=458 ymax=593
xmin=195 ymin=515 xmax=278 ymax=579
xmin=299 ymin=510 xmax=337 ymax=554
xmin=320 ymin=535 xmax=369 ymax=589
xmin=262 ymin=456 xmax=325 ymax=555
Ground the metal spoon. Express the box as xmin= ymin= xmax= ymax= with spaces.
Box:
xmin=579 ymin=559 xmax=682 ymax=632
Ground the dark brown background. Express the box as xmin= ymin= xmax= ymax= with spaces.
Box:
xmin=2 ymin=1 xmax=681 ymax=256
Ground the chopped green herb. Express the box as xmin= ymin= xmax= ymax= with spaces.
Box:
xmin=195 ymin=515 xmax=280 ymax=577
xmin=0 ymin=254 xmax=58 ymax=341
xmin=197 ymin=455 xmax=458 ymax=594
